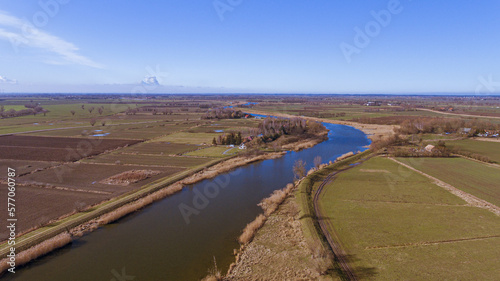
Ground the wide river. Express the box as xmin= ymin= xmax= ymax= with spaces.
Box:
xmin=5 ymin=122 xmax=369 ymax=281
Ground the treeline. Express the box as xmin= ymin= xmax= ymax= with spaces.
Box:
xmin=0 ymin=105 xmax=47 ymax=118
xmin=396 ymin=117 xmax=500 ymax=135
xmin=258 ymin=117 xmax=326 ymax=143
xmin=212 ymin=132 xmax=243 ymax=145
xmin=202 ymin=108 xmax=247 ymax=119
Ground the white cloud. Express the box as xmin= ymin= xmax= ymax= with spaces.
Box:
xmin=0 ymin=10 xmax=103 ymax=68
xmin=142 ymin=76 xmax=160 ymax=86
xmin=0 ymin=75 xmax=17 ymax=84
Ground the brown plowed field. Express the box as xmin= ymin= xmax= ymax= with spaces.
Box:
xmin=0 ymin=184 xmax=109 ymax=242
xmin=18 ymin=163 xmax=185 ymax=194
xmin=0 ymin=135 xmax=141 ymax=162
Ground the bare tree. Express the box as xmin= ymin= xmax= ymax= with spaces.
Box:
xmin=98 ymin=107 xmax=103 ymax=115
xmin=314 ymin=156 xmax=322 ymax=169
xmin=293 ymin=159 xmax=306 ymax=179
xmin=88 ymin=107 xmax=95 ymax=113
xmin=90 ymin=118 xmax=96 ymax=126
xmin=101 ymin=120 xmax=106 ymax=126
xmin=81 ymin=104 xmax=85 ymax=110
xmin=70 ymin=110 xmax=76 ymax=116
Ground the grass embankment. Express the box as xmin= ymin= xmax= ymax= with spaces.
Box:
xmin=396 ymin=157 xmax=500 ymax=207
xmin=295 ymin=150 xmax=373 ymax=279
xmin=318 ymin=156 xmax=500 ymax=280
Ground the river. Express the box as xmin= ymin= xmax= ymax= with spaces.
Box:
xmin=4 ymin=123 xmax=369 ymax=281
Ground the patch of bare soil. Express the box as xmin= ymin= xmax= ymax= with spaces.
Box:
xmin=225 ymin=196 xmax=336 ymax=281
xmin=100 ymin=169 xmax=161 ymax=185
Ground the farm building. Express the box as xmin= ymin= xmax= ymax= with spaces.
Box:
xmin=424 ymin=144 xmax=435 ymax=152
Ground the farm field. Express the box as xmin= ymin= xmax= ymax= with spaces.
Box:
xmin=442 ymin=139 xmax=500 ymax=163
xmin=0 ymin=184 xmax=109 ymax=241
xmin=0 ymin=135 xmax=140 ymax=162
xmin=0 ymin=159 xmax=59 ymax=177
xmin=118 ymin=142 xmax=199 ymax=155
xmin=153 ymin=132 xmax=222 ymax=145
xmin=184 ymin=146 xmax=239 ymax=158
xmin=318 ymin=157 xmax=500 ymax=280
xmin=84 ymin=153 xmax=213 ymax=168
xmin=396 ymin=157 xmax=500 ymax=207
xmin=18 ymin=163 xmax=185 ymax=194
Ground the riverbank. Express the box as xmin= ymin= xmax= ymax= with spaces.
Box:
xmin=224 ymin=150 xmax=374 ymax=280
xmin=224 ymin=193 xmax=336 ymax=281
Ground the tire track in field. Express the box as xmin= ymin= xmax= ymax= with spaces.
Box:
xmin=365 ymin=235 xmax=500 ymax=250
xmin=388 ymin=157 xmax=500 ymax=216
xmin=313 ymin=167 xmax=358 ymax=281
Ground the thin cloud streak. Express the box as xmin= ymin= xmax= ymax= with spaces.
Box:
xmin=0 ymin=10 xmax=103 ymax=68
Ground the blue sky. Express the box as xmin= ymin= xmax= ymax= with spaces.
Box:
xmin=0 ymin=0 xmax=499 ymax=94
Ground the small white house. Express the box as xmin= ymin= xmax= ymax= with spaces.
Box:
xmin=239 ymin=143 xmax=247 ymax=150
xmin=424 ymin=144 xmax=435 ymax=152
xmin=228 ymin=144 xmax=235 ymax=148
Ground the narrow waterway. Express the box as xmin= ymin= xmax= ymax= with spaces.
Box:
xmin=5 ymin=123 xmax=369 ymax=281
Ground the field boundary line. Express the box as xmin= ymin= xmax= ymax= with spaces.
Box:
xmin=340 ymin=199 xmax=469 ymax=207
xmin=453 ymin=154 xmax=500 ymax=170
xmin=416 ymin=108 xmax=500 ymax=119
xmin=388 ymin=157 xmax=500 ymax=216
xmin=365 ymin=235 xmax=500 ymax=250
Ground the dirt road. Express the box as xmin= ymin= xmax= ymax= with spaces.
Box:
xmin=416 ymin=108 xmax=500 ymax=119
xmin=313 ymin=168 xmax=359 ymax=281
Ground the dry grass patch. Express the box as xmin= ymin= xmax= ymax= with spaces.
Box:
xmin=100 ymin=170 xmax=161 ymax=186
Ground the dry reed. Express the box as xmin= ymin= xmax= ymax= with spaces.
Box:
xmin=0 ymin=232 xmax=72 ymax=274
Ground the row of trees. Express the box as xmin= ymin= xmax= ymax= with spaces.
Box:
xmin=0 ymin=105 xmax=47 ymax=118
xmin=70 ymin=105 xmax=105 ymax=116
xmin=396 ymin=117 xmax=500 ymax=135
xmin=258 ymin=117 xmax=325 ymax=142
xmin=202 ymin=108 xmax=246 ymax=119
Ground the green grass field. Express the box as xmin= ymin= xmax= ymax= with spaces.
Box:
xmin=441 ymin=139 xmax=500 ymax=163
xmin=153 ymin=132 xmax=222 ymax=144
xmin=118 ymin=142 xmax=198 ymax=155
xmin=84 ymin=153 xmax=212 ymax=167
xmin=318 ymin=157 xmax=500 ymax=280
xmin=397 ymin=157 xmax=500 ymax=207
xmin=184 ymin=146 xmax=238 ymax=158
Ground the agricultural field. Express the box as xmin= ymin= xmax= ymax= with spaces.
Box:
xmin=153 ymin=132 xmax=223 ymax=145
xmin=84 ymin=153 xmax=213 ymax=168
xmin=117 ymin=142 xmax=199 ymax=155
xmin=0 ymin=184 xmax=109 ymax=241
xmin=396 ymin=157 xmax=500 ymax=207
xmin=184 ymin=146 xmax=239 ymax=158
xmin=18 ymin=163 xmax=185 ymax=194
xmin=0 ymin=159 xmax=59 ymax=177
xmin=439 ymin=139 xmax=500 ymax=163
xmin=318 ymin=157 xmax=500 ymax=280
xmin=0 ymin=135 xmax=140 ymax=162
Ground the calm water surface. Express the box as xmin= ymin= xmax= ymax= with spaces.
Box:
xmin=5 ymin=123 xmax=369 ymax=281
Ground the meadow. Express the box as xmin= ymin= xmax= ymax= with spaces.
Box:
xmin=396 ymin=157 xmax=500 ymax=207
xmin=318 ymin=157 xmax=500 ymax=280
xmin=442 ymin=139 xmax=500 ymax=163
